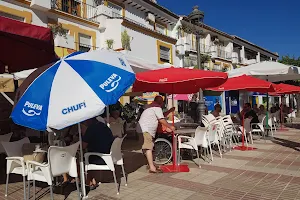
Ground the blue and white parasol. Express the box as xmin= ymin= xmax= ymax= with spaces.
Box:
xmin=11 ymin=50 xmax=135 ymax=131
xmin=11 ymin=50 xmax=135 ymax=198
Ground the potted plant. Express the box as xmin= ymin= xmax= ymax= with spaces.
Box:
xmin=121 ymin=30 xmax=132 ymax=51
xmin=106 ymin=39 xmax=114 ymax=50
xmin=48 ymin=23 xmax=68 ymax=39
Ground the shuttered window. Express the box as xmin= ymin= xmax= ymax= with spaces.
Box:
xmin=78 ymin=33 xmax=92 ymax=52
xmin=159 ymin=46 xmax=170 ymax=63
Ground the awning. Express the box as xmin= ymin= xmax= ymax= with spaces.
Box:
xmin=0 ymin=16 xmax=57 ymax=74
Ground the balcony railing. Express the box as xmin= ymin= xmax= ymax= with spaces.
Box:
xmin=190 ymin=43 xmax=211 ymax=54
xmin=216 ymin=49 xmax=231 ymax=60
xmin=51 ymin=0 xmax=98 ymax=23
xmin=75 ymin=42 xmax=99 ymax=52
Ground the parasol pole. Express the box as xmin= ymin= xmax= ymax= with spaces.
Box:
xmin=78 ymin=123 xmax=87 ymax=199
xmin=242 ymin=113 xmax=245 ymax=147
xmin=171 ymin=93 xmax=177 ymax=168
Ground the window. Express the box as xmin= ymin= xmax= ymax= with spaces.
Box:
xmin=61 ymin=0 xmax=81 ymax=16
xmin=157 ymin=41 xmax=173 ymax=64
xmin=159 ymin=46 xmax=170 ymax=63
xmin=78 ymin=33 xmax=92 ymax=52
xmin=0 ymin=12 xmax=24 ymax=22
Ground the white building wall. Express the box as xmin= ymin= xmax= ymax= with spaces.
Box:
xmin=205 ymin=34 xmax=211 ymax=46
xmin=225 ymin=42 xmax=233 ymax=53
xmin=121 ymin=26 xmax=157 ymax=63
xmin=101 ymin=19 xmax=123 ymax=49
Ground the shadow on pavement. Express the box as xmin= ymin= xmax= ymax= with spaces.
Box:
xmin=272 ymin=137 xmax=300 ymax=152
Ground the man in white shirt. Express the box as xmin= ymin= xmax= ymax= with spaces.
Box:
xmin=138 ymin=96 xmax=175 ymax=173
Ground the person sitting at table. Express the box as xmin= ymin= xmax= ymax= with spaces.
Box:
xmin=109 ymin=109 xmax=125 ymax=138
xmin=258 ymin=105 xmax=266 ymax=116
xmin=211 ymin=104 xmax=222 ymax=118
xmin=82 ymin=116 xmax=115 ymax=190
xmin=239 ymin=103 xmax=259 ymax=125
xmin=253 ymin=104 xmax=259 ymax=114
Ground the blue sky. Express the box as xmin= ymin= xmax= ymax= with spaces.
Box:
xmin=158 ymin=0 xmax=300 ymax=58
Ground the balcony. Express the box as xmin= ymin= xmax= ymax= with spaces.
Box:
xmin=51 ymin=0 xmax=99 ymax=23
xmin=75 ymin=42 xmax=99 ymax=52
xmin=232 ymin=52 xmax=242 ymax=64
xmin=54 ymin=34 xmax=75 ymax=49
xmin=211 ymin=46 xmax=232 ymax=61
xmin=190 ymin=42 xmax=211 ymax=54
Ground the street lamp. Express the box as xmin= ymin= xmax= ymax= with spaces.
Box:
xmin=187 ymin=6 xmax=206 ymax=124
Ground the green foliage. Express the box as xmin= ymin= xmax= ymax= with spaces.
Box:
xmin=279 ymin=55 xmax=300 ymax=67
xmin=121 ymin=30 xmax=131 ymax=50
xmin=106 ymin=39 xmax=114 ymax=50
xmin=49 ymin=23 xmax=68 ymax=39
xmin=200 ymin=54 xmax=211 ymax=64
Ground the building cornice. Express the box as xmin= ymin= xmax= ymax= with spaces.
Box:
xmin=122 ymin=19 xmax=177 ymax=45
xmin=140 ymin=0 xmax=179 ymax=19
xmin=181 ymin=20 xmax=234 ymax=40
xmin=232 ymin=36 xmax=279 ymax=58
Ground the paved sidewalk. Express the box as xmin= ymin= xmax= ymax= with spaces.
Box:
xmin=1 ymin=128 xmax=300 ymax=200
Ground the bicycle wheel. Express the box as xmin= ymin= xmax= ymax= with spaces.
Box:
xmin=153 ymin=138 xmax=172 ymax=165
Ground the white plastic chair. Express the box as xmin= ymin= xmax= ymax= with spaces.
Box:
xmin=178 ymin=127 xmax=202 ymax=167
xmin=206 ymin=123 xmax=222 ymax=161
xmin=0 ymin=132 xmax=13 ymax=154
xmin=219 ymin=116 xmax=236 ymax=150
xmin=84 ymin=135 xmax=127 ymax=195
xmin=263 ymin=117 xmax=274 ymax=137
xmin=244 ymin=118 xmax=253 ymax=144
xmin=251 ymin=116 xmax=266 ymax=140
xmin=26 ymin=142 xmax=80 ymax=200
xmin=222 ymin=115 xmax=241 ymax=146
xmin=287 ymin=110 xmax=296 ymax=123
xmin=1 ymin=137 xmax=30 ymax=200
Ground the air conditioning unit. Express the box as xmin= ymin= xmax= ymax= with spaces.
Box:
xmin=146 ymin=12 xmax=155 ymax=23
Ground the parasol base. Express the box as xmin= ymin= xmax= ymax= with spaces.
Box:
xmin=234 ymin=145 xmax=257 ymax=151
xmin=160 ymin=164 xmax=190 ymax=173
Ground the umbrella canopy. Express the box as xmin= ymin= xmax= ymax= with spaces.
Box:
xmin=0 ymin=16 xmax=57 ymax=74
xmin=271 ymin=83 xmax=300 ymax=95
xmin=133 ymin=67 xmax=228 ymax=94
xmin=207 ymin=75 xmax=275 ymax=93
xmin=11 ymin=50 xmax=135 ymax=131
xmin=228 ymin=61 xmax=300 ymax=82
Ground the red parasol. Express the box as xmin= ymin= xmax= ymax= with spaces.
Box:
xmin=133 ymin=67 xmax=228 ymax=173
xmin=207 ymin=74 xmax=275 ymax=93
xmin=271 ymin=83 xmax=300 ymax=95
xmin=0 ymin=16 xmax=57 ymax=73
xmin=133 ymin=67 xmax=228 ymax=94
xmin=208 ymin=74 xmax=275 ymax=151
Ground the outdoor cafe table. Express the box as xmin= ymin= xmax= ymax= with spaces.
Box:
xmin=179 ymin=123 xmax=199 ymax=129
xmin=175 ymin=128 xmax=196 ymax=136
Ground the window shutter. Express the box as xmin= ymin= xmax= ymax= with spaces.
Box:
xmin=160 ymin=46 xmax=170 ymax=62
